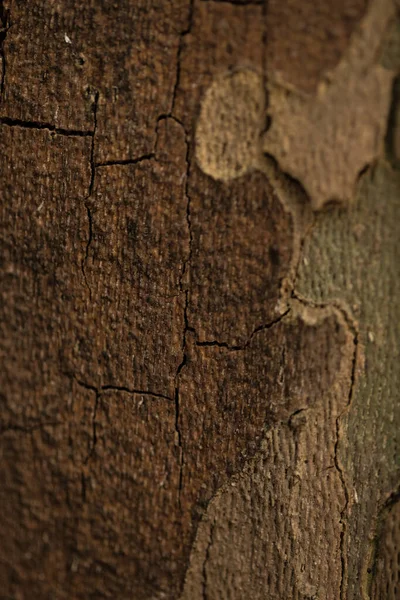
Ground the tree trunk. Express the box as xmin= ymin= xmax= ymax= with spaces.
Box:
xmin=1 ymin=0 xmax=399 ymax=598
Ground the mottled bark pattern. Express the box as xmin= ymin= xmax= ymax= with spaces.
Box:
xmin=0 ymin=0 xmax=399 ymax=599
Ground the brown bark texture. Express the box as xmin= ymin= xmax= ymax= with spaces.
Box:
xmin=0 ymin=0 xmax=399 ymax=599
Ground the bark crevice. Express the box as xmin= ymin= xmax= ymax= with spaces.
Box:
xmin=170 ymin=0 xmax=194 ymax=115
xmin=174 ymin=290 xmax=191 ymax=508
xmin=0 ymin=115 xmax=93 ymax=137
xmin=101 ymin=384 xmax=173 ymax=402
xmin=95 ymin=153 xmax=155 ymax=168
xmin=81 ymin=90 xmax=99 ymax=299
xmin=195 ymin=308 xmax=291 ymax=351
xmin=291 ymin=290 xmax=359 ymax=600
xmin=0 ymin=1 xmax=10 ymax=100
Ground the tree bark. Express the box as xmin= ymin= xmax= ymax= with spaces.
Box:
xmin=0 ymin=1 xmax=399 ymax=598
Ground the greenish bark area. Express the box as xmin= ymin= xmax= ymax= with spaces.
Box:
xmin=297 ymin=160 xmax=400 ymax=599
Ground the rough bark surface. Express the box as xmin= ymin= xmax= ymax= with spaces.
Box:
xmin=0 ymin=0 xmax=399 ymax=599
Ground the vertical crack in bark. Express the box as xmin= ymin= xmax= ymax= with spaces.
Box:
xmin=291 ymin=215 xmax=360 ymax=600
xmin=170 ymin=0 xmax=194 ymax=115
xmin=291 ymin=213 xmax=360 ymax=598
xmin=155 ymin=112 xmax=193 ymax=508
xmin=85 ymin=203 xmax=93 ymax=263
xmin=155 ymin=113 xmax=192 ymax=292
xmin=86 ymin=389 xmax=99 ymax=463
xmin=81 ymin=471 xmax=87 ymax=503
xmin=335 ymin=322 xmax=359 ymax=600
xmin=180 ymin=122 xmax=193 ymax=292
xmin=292 ymin=289 xmax=360 ymax=600
xmin=0 ymin=1 xmax=10 ymax=101
xmin=75 ymin=378 xmax=175 ymax=466
xmin=74 ymin=378 xmax=100 ymax=464
xmin=81 ymin=90 xmax=99 ymax=299
xmin=175 ymin=290 xmax=190 ymax=508
xmin=176 ymin=142 xmax=193 ymax=504
xmin=88 ymin=91 xmax=99 ymax=198
xmin=201 ymin=519 xmax=216 ymax=600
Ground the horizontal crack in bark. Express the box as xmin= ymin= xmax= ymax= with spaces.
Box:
xmin=101 ymin=385 xmax=173 ymax=402
xmin=0 ymin=115 xmax=93 ymax=136
xmin=95 ymin=153 xmax=155 ymax=168
xmin=195 ymin=308 xmax=291 ymax=351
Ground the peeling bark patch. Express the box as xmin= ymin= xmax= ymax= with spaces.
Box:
xmin=265 ymin=0 xmax=369 ymax=94
xmin=178 ymin=307 xmax=352 ymax=523
xmin=181 ymin=334 xmax=353 ymax=600
xmin=173 ymin=1 xmax=265 ymax=138
xmin=262 ymin=0 xmax=396 ymax=209
xmin=195 ymin=69 xmax=264 ymax=181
